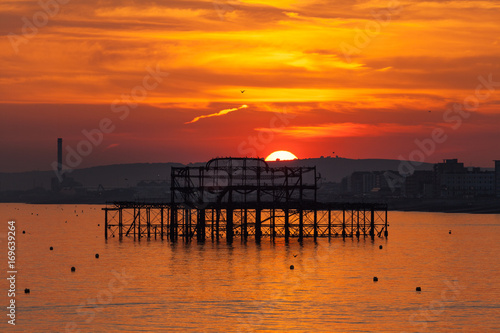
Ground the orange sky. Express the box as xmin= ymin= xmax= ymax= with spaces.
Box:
xmin=1 ymin=0 xmax=500 ymax=172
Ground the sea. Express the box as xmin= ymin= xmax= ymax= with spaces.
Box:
xmin=0 ymin=203 xmax=499 ymax=332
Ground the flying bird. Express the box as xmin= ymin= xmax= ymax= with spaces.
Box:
xmin=240 ymin=90 xmax=245 ymax=93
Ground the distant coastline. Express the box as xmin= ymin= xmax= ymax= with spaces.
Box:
xmin=2 ymin=197 xmax=500 ymax=214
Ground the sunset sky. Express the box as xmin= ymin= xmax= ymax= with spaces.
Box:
xmin=1 ymin=0 xmax=500 ymax=172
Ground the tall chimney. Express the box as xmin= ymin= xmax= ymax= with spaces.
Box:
xmin=57 ymin=138 xmax=62 ymax=175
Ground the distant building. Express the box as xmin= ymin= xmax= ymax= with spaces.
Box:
xmin=495 ymin=160 xmax=500 ymax=198
xmin=341 ymin=170 xmax=401 ymax=197
xmin=434 ymin=159 xmax=494 ymax=198
xmin=404 ymin=170 xmax=434 ymax=198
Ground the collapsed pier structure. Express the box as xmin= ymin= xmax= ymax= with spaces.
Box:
xmin=103 ymin=157 xmax=388 ymax=242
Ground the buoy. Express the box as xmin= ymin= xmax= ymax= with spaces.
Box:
xmin=416 ymin=287 xmax=421 ymax=291
xmin=290 ymin=265 xmax=294 ymax=270
xmin=24 ymin=288 xmax=30 ymax=294
xmin=373 ymin=276 xmax=378 ymax=282
xmin=71 ymin=267 xmax=76 ymax=272
xmin=50 ymin=246 xmax=53 ymax=251
xmin=379 ymin=245 xmax=383 ymax=249
xmin=95 ymin=254 xmax=99 ymax=259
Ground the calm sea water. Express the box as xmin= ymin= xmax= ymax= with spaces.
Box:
xmin=0 ymin=203 xmax=499 ymax=332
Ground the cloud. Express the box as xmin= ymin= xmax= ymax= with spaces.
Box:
xmin=256 ymin=122 xmax=426 ymax=138
xmin=185 ymin=104 xmax=248 ymax=124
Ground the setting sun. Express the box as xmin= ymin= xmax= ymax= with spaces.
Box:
xmin=265 ymin=150 xmax=298 ymax=161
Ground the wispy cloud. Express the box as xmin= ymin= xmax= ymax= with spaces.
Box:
xmin=185 ymin=104 xmax=248 ymax=124
xmin=256 ymin=122 xmax=426 ymax=138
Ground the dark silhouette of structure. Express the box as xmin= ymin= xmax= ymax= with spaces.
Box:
xmin=103 ymin=157 xmax=388 ymax=242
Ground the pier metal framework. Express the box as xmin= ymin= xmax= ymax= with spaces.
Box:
xmin=103 ymin=157 xmax=388 ymax=242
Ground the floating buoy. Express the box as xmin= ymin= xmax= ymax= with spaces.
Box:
xmin=290 ymin=265 xmax=294 ymax=270
xmin=95 ymin=254 xmax=99 ymax=259
xmin=24 ymin=288 xmax=30 ymax=294
xmin=50 ymin=246 xmax=53 ymax=251
xmin=373 ymin=276 xmax=378 ymax=282
xmin=416 ymin=287 xmax=421 ymax=291
xmin=71 ymin=267 xmax=76 ymax=272
xmin=379 ymin=245 xmax=383 ymax=249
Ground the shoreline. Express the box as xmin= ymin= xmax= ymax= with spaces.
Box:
xmin=2 ymin=198 xmax=500 ymax=214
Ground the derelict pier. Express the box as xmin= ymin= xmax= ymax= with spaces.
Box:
xmin=103 ymin=157 xmax=388 ymax=242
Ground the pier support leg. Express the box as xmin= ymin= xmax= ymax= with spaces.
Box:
xmin=314 ymin=210 xmax=318 ymax=240
xmin=384 ymin=208 xmax=388 ymax=237
xmin=284 ymin=208 xmax=290 ymax=242
xmin=147 ymin=208 xmax=151 ymax=239
xmin=299 ymin=209 xmax=303 ymax=242
xmin=170 ymin=207 xmax=177 ymax=242
xmin=197 ymin=209 xmax=205 ymax=242
xmin=370 ymin=207 xmax=375 ymax=239
xmin=342 ymin=209 xmax=346 ymax=239
xmin=226 ymin=208 xmax=233 ymax=243
xmin=255 ymin=209 xmax=261 ymax=243
xmin=104 ymin=209 xmax=108 ymax=240
xmin=119 ymin=208 xmax=123 ymax=240
xmin=328 ymin=209 xmax=331 ymax=239
xmin=161 ymin=208 xmax=164 ymax=240
xmin=356 ymin=209 xmax=360 ymax=238
xmin=243 ymin=208 xmax=248 ymax=241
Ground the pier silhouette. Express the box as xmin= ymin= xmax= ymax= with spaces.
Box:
xmin=103 ymin=158 xmax=388 ymax=242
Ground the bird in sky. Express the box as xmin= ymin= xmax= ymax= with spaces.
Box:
xmin=240 ymin=90 xmax=245 ymax=93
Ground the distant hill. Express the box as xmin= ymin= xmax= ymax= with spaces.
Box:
xmin=0 ymin=157 xmax=434 ymax=192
